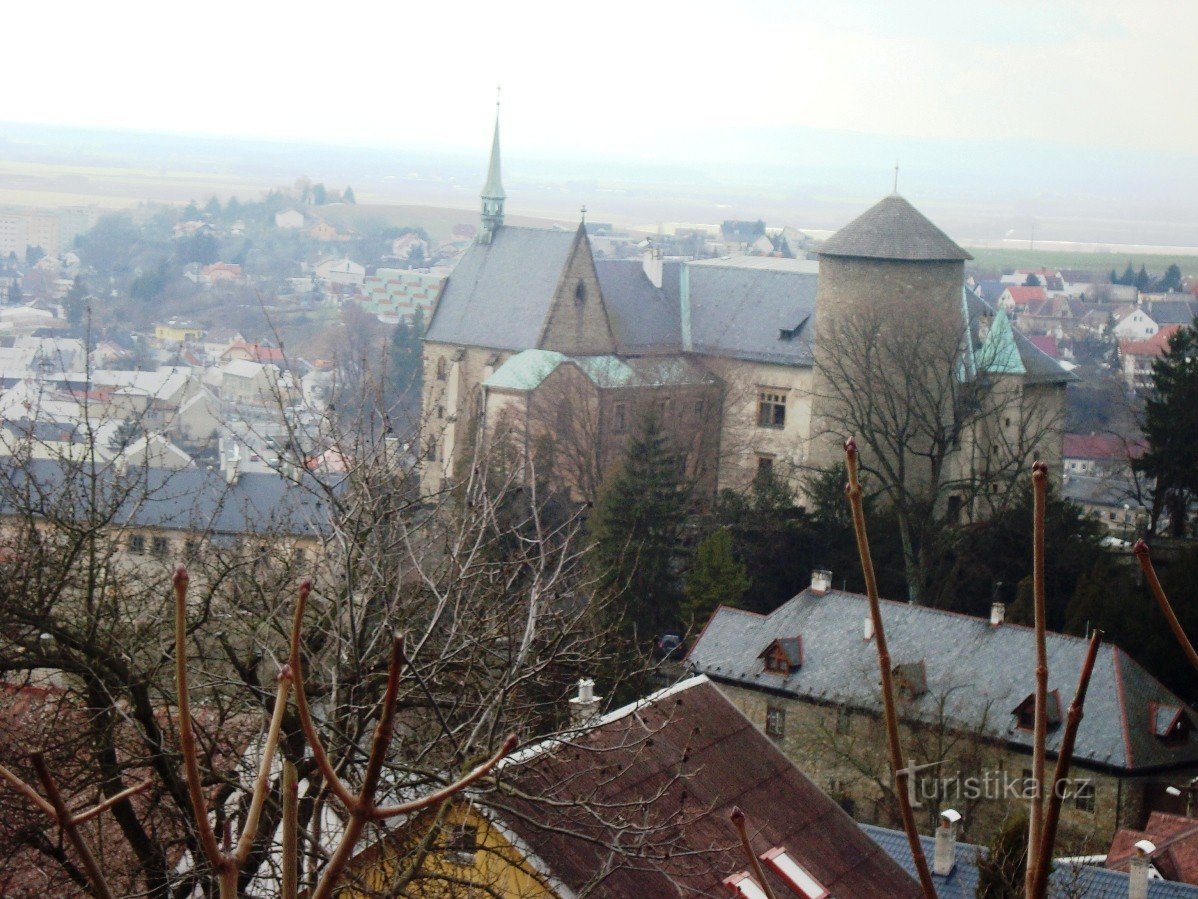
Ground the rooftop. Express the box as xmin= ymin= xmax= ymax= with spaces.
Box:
xmin=817 ymin=194 xmax=972 ymax=262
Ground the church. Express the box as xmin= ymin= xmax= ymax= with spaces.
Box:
xmin=419 ymin=112 xmax=1069 ymax=507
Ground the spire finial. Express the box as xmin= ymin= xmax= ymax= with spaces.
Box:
xmin=580 ymin=204 xmax=587 ymax=224
xmin=893 ymin=162 xmax=900 ymax=194
xmin=496 ymin=83 xmax=501 ymax=111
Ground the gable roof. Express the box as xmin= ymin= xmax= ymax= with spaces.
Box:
xmin=965 ymin=290 xmax=1072 ymax=385
xmin=817 ymin=194 xmax=972 ymax=262
xmin=595 ymin=259 xmax=682 ymax=354
xmin=1143 ymin=300 xmax=1198 ymax=326
xmin=1107 ymin=812 xmax=1198 ymax=885
xmin=1122 ymin=325 xmax=1182 ymax=358
xmin=1003 ymin=285 xmax=1048 ymax=304
xmin=494 ymin=676 xmax=921 ymax=897
xmin=1063 ymin=433 xmax=1147 ymax=461
xmin=687 ymin=589 xmax=1198 ymax=773
xmin=671 ymin=257 xmax=819 ymax=365
xmin=424 ymin=227 xmax=577 ymax=350
xmin=866 ymin=824 xmax=1198 ymax=899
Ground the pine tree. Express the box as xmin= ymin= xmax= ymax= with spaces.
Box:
xmin=343 ymin=186 xmax=356 ymax=204
xmin=682 ymin=528 xmax=749 ymax=625
xmin=975 ymin=810 xmax=1029 ymax=898
xmin=1121 ymin=262 xmax=1136 ymax=285
xmin=589 ymin=410 xmax=690 ymax=639
xmin=389 ymin=308 xmax=424 ymax=398
xmin=1135 ymin=264 xmax=1151 ymax=292
xmin=1109 ymin=268 xmax=1119 ymax=285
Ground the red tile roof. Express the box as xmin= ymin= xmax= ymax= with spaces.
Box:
xmin=1004 ymin=286 xmax=1048 ymax=304
xmin=1063 ymin=433 xmax=1148 ymax=461
xmin=1121 ymin=325 xmax=1182 ymax=357
xmin=1027 ymin=335 xmax=1059 ymax=358
xmin=1107 ymin=812 xmax=1198 ymax=885
xmin=494 ymin=677 xmax=921 ymax=897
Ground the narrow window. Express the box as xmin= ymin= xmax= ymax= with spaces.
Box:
xmin=151 ymin=536 xmax=169 ymax=557
xmin=1074 ymin=781 xmax=1095 ymax=812
xmin=574 ymin=280 xmax=586 ymax=303
xmin=436 ymin=357 xmax=447 ymax=381
xmin=128 ymin=534 xmax=145 ymax=555
xmin=756 ymin=456 xmax=774 ymax=477
xmin=766 ymin=705 xmax=785 ymax=738
xmin=613 ymin=403 xmax=627 ymax=434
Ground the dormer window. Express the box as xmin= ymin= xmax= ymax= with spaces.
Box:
xmin=1012 ymin=689 xmax=1062 ymax=731
xmin=759 ymin=637 xmax=802 ymax=675
xmin=1150 ymin=702 xmax=1193 ymax=743
xmin=760 ymin=847 xmax=830 ymax=899
xmin=892 ymin=661 xmax=928 ymax=701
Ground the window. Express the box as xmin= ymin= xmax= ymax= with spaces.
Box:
xmin=766 ymin=705 xmax=785 ymax=738
xmin=128 ymin=534 xmax=145 ymax=555
xmin=184 ymin=539 xmax=199 ymax=559
xmin=612 ymin=403 xmax=627 ymax=434
xmin=693 ymin=399 xmax=705 ymax=417
xmin=437 ymin=405 xmax=444 ymax=419
xmin=436 ymin=357 xmax=447 ymax=381
xmin=756 ymin=456 xmax=774 ymax=477
xmin=446 ymin=823 xmax=478 ymax=865
xmin=574 ymin=280 xmax=586 ymax=303
xmin=1004 ymin=416 xmax=1012 ymax=428
xmin=1074 ymin=780 xmax=1095 ymax=812
xmin=764 ymin=653 xmax=788 ymax=673
xmin=151 ymin=536 xmax=169 ymax=557
xmin=757 ymin=391 xmax=786 ymax=429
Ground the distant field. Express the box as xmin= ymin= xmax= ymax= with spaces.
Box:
xmin=963 ymin=246 xmax=1198 ymax=278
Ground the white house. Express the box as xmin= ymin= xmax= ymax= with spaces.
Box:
xmin=274 ymin=210 xmax=305 ymax=230
xmin=314 ymin=257 xmax=366 ymax=288
xmin=1111 ymin=306 xmax=1160 ymax=340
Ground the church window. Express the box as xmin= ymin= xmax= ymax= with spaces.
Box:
xmin=757 ymin=392 xmax=786 ymax=429
xmin=436 ymin=357 xmax=447 ymax=381
xmin=613 ymin=403 xmax=627 ymax=433
xmin=574 ymin=280 xmax=586 ymax=303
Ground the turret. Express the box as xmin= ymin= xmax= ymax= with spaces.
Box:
xmin=479 ymin=105 xmax=505 ymax=243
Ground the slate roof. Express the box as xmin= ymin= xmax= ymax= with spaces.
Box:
xmin=974 ymin=279 xmax=1007 ymax=304
xmin=595 ymin=259 xmax=681 ymax=354
xmin=864 ymin=824 xmax=1198 ymax=899
xmin=424 ymin=227 xmax=577 ymax=351
xmin=687 ymin=589 xmax=1198 ymax=774
xmin=817 ymin=194 xmax=972 ymax=262
xmin=1061 ymin=473 xmax=1141 ymax=509
xmin=0 ymin=459 xmax=332 ymax=538
xmin=494 ymin=676 xmax=921 ymax=897
xmin=1143 ymin=300 xmax=1198 ymax=326
xmin=667 ymin=258 xmax=819 ymax=365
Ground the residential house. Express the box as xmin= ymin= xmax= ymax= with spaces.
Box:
xmin=274 ymin=209 xmax=305 ymax=229
xmin=1064 ymin=433 xmax=1147 ymax=477
xmin=1121 ymin=326 xmax=1181 ymax=391
xmin=199 ymin=262 xmax=243 ymax=285
xmin=220 ymin=339 xmax=285 ymax=366
xmin=1062 ymin=473 xmax=1146 ymax=539
xmin=344 ymin=676 xmax=922 ymax=898
xmin=867 ymin=819 xmax=1198 ymax=898
xmin=314 ymin=256 xmax=365 ymax=288
xmin=1113 ymin=305 xmax=1161 ymax=340
xmin=308 ymin=219 xmax=344 ymax=242
xmin=154 ymin=321 xmax=206 ymax=343
xmin=1106 ymin=812 xmax=1198 ymax=887
xmin=998 ymin=284 xmax=1048 ymax=311
xmin=215 ymin=359 xmax=284 ymax=407
xmin=687 ymin=575 xmax=1198 ymax=849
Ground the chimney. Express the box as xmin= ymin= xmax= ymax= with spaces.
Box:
xmin=863 ymin=616 xmax=874 ymax=641
xmin=1129 ymin=839 xmax=1155 ymax=899
xmin=990 ymin=602 xmax=1005 ymax=627
xmin=642 ymin=247 xmax=663 ymax=289
xmin=569 ymin=678 xmax=601 ymax=727
xmin=933 ymin=809 xmax=962 ymax=876
xmin=810 ymin=569 xmax=832 ymax=595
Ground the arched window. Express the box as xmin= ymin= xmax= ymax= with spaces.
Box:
xmin=574 ymin=280 xmax=586 ymax=303
xmin=436 ymin=357 xmax=447 ymax=381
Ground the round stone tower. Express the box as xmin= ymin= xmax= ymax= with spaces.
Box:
xmin=808 ymin=194 xmax=973 ymax=471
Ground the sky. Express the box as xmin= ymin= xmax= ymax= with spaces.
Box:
xmin=6 ymin=0 xmax=1196 ymax=160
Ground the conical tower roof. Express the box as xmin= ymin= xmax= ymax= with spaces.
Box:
xmin=818 ymin=194 xmax=971 ymax=262
xmin=482 ymin=115 xmax=505 ymax=200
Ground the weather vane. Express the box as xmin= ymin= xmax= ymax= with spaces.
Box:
xmin=580 ymin=204 xmax=587 ymax=224
xmin=893 ymin=162 xmax=900 ymax=194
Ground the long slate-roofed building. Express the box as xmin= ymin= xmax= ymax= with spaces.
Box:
xmin=687 ymin=576 xmax=1198 ymax=850
xmin=420 ymin=113 xmax=1070 ymax=502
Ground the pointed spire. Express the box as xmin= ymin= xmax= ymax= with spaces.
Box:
xmin=480 ymin=88 xmax=505 ymax=241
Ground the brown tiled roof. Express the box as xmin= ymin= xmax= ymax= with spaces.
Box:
xmin=1107 ymin=812 xmax=1198 ymax=885
xmin=493 ymin=676 xmax=920 ymax=897
xmin=817 ymin=194 xmax=971 ymax=262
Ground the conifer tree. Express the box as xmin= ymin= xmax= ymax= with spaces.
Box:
xmin=975 ymin=810 xmax=1029 ymax=898
xmin=682 ymin=528 xmax=749 ymax=625
xmin=589 ymin=409 xmax=690 ymax=639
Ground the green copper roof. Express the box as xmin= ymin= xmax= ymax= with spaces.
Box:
xmin=977 ymin=307 xmax=1025 ymax=374
xmin=482 ymin=116 xmax=505 ymax=200
xmin=484 ymin=349 xmax=565 ymax=390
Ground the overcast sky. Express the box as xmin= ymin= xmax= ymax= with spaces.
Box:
xmin=7 ymin=0 xmax=1196 ymax=161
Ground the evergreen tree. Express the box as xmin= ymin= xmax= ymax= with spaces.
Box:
xmin=1135 ymin=264 xmax=1152 ymax=292
xmin=8 ymin=282 xmax=21 ymax=305
xmin=1159 ymin=263 xmax=1183 ymax=293
xmin=975 ymin=810 xmax=1028 ymax=898
xmin=1109 ymin=268 xmax=1119 ymax=285
xmin=1121 ymin=262 xmax=1136 ymax=286
xmin=1135 ymin=319 xmax=1198 ymax=536
xmin=589 ymin=410 xmax=690 ymax=639
xmin=1023 ymin=273 xmax=1041 ymax=287
xmin=107 ymin=415 xmax=144 ymax=453
xmin=682 ymin=528 xmax=749 ymax=625
xmin=389 ymin=308 xmax=424 ymax=399
xmin=64 ymin=276 xmax=87 ymax=327
xmin=312 ymin=183 xmax=328 ymax=205
xmin=203 ymin=196 xmax=221 ymax=216
xmin=343 ymin=186 xmax=356 ymax=204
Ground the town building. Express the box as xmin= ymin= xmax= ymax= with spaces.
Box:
xmin=687 ymin=576 xmax=1198 ymax=850
xmin=1121 ymin=326 xmax=1181 ymax=391
xmin=344 ymin=676 xmax=921 ymax=897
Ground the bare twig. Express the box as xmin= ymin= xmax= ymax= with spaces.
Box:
xmin=31 ymin=753 xmax=118 ymax=899
xmin=282 ymin=760 xmax=298 ymax=899
xmin=288 ymin=578 xmax=518 ymax=899
xmin=175 ymin=565 xmax=293 ymax=898
xmin=1135 ymin=539 xmax=1198 ymax=676
xmin=1026 ymin=461 xmax=1049 ymax=896
xmin=844 ymin=439 xmax=937 ymax=899
xmin=730 ymin=807 xmax=778 ymax=899
xmin=1030 ymin=628 xmax=1103 ymax=899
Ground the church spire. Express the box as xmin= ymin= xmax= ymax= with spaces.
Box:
xmin=480 ymin=88 xmax=505 ymax=242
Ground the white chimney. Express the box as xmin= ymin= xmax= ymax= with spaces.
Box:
xmin=642 ymin=248 xmax=663 ymax=289
xmin=933 ymin=809 xmax=962 ymax=876
xmin=811 ymin=570 xmax=832 ymax=594
xmin=990 ymin=602 xmax=1005 ymax=627
xmin=863 ymin=616 xmax=874 ymax=641
xmin=1129 ymin=839 xmax=1155 ymax=899
xmin=569 ymin=678 xmax=601 ymax=726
